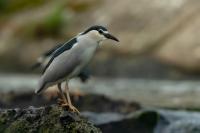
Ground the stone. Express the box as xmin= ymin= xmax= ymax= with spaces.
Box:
xmin=0 ymin=105 xmax=101 ymax=133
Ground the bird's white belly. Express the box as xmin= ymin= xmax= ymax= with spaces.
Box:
xmin=68 ymin=45 xmax=97 ymax=78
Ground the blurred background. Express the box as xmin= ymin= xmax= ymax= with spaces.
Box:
xmin=1 ymin=0 xmax=200 ymax=132
xmin=0 ymin=0 xmax=200 ymax=133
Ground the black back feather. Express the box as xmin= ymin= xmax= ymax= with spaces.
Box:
xmin=43 ymin=44 xmax=63 ymax=57
xmin=42 ymin=37 xmax=77 ymax=73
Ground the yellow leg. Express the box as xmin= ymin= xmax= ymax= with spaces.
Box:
xmin=57 ymin=83 xmax=68 ymax=106
xmin=65 ymin=82 xmax=80 ymax=114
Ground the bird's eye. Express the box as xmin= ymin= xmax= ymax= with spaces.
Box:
xmin=98 ymin=30 xmax=103 ymax=34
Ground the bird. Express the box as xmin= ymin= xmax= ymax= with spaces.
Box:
xmin=31 ymin=43 xmax=90 ymax=82
xmin=35 ymin=25 xmax=119 ymax=113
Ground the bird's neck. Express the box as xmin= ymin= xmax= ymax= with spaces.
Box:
xmin=77 ymin=34 xmax=101 ymax=45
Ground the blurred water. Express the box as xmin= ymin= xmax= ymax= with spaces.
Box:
xmin=1 ymin=73 xmax=200 ymax=108
xmin=0 ymin=73 xmax=38 ymax=92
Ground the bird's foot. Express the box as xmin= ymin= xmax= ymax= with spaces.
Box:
xmin=68 ymin=105 xmax=80 ymax=114
xmin=57 ymin=98 xmax=65 ymax=105
xmin=60 ymin=103 xmax=69 ymax=107
xmin=57 ymin=100 xmax=80 ymax=114
xmin=59 ymin=103 xmax=71 ymax=110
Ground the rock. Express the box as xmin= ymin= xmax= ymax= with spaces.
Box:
xmin=83 ymin=109 xmax=200 ymax=133
xmin=97 ymin=110 xmax=158 ymax=133
xmin=2 ymin=92 xmax=200 ymax=133
xmin=0 ymin=105 xmax=101 ymax=133
xmin=60 ymin=111 xmax=81 ymax=125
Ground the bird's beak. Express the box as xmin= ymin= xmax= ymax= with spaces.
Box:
xmin=104 ymin=33 xmax=119 ymax=42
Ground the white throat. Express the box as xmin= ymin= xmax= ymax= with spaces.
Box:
xmin=79 ymin=30 xmax=105 ymax=43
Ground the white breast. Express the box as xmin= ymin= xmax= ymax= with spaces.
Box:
xmin=68 ymin=36 xmax=99 ymax=78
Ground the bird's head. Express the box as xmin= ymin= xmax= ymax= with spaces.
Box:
xmin=79 ymin=25 xmax=119 ymax=43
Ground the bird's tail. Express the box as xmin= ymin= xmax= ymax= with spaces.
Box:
xmin=30 ymin=62 xmax=41 ymax=70
xmin=30 ymin=56 xmax=45 ymax=70
xmin=35 ymin=78 xmax=46 ymax=94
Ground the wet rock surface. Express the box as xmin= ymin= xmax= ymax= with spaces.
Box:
xmin=0 ymin=92 xmax=142 ymax=133
xmin=83 ymin=109 xmax=200 ymax=133
xmin=0 ymin=105 xmax=101 ymax=133
xmin=96 ymin=111 xmax=158 ymax=133
xmin=1 ymin=92 xmax=200 ymax=133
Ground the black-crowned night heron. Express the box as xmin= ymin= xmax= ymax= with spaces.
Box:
xmin=32 ymin=43 xmax=90 ymax=82
xmin=35 ymin=25 xmax=119 ymax=113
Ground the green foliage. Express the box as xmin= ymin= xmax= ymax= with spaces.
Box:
xmin=0 ymin=0 xmax=6 ymax=11
xmin=0 ymin=0 xmax=45 ymax=14
xmin=20 ymin=6 xmax=67 ymax=39
xmin=42 ymin=6 xmax=65 ymax=36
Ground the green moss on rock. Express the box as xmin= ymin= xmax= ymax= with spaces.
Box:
xmin=5 ymin=119 xmax=30 ymax=133
xmin=0 ymin=105 xmax=101 ymax=133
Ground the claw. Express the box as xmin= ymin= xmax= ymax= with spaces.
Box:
xmin=57 ymin=102 xmax=80 ymax=114
xmin=61 ymin=103 xmax=69 ymax=107
xmin=57 ymin=98 xmax=65 ymax=105
xmin=68 ymin=105 xmax=80 ymax=114
xmin=59 ymin=103 xmax=79 ymax=114
xmin=59 ymin=103 xmax=70 ymax=110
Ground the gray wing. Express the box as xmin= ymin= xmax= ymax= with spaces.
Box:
xmin=35 ymin=50 xmax=81 ymax=94
xmin=45 ymin=51 xmax=81 ymax=82
xmin=42 ymin=38 xmax=77 ymax=73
